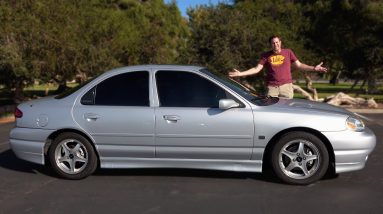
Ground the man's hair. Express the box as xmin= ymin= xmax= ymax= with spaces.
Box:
xmin=269 ymin=35 xmax=281 ymax=44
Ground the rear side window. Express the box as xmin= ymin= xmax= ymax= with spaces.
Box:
xmin=81 ymin=71 xmax=149 ymax=106
xmin=156 ymin=70 xmax=233 ymax=108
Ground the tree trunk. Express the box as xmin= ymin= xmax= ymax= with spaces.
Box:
xmin=304 ymin=74 xmax=318 ymax=101
xmin=292 ymin=74 xmax=318 ymax=101
xmin=13 ymin=81 xmax=24 ymax=104
xmin=351 ymin=78 xmax=360 ymax=90
xmin=45 ymin=82 xmax=53 ymax=96
xmin=367 ymin=74 xmax=378 ymax=94
xmin=55 ymin=81 xmax=68 ymax=94
xmin=356 ymin=78 xmax=367 ymax=96
xmin=359 ymin=79 xmax=367 ymax=92
xmin=292 ymin=84 xmax=313 ymax=100
xmin=329 ymin=70 xmax=342 ymax=85
xmin=325 ymin=92 xmax=378 ymax=108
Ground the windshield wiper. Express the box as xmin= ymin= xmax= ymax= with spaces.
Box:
xmin=251 ymin=96 xmax=279 ymax=106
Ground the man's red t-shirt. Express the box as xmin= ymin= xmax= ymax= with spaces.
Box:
xmin=258 ymin=49 xmax=298 ymax=86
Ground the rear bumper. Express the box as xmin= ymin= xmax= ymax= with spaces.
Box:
xmin=322 ymin=127 xmax=376 ymax=173
xmin=9 ymin=127 xmax=54 ymax=165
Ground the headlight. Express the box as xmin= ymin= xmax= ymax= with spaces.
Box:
xmin=346 ymin=116 xmax=365 ymax=131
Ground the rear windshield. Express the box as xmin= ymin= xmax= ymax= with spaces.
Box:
xmin=55 ymin=78 xmax=95 ymax=99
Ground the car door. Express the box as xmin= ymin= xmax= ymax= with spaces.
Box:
xmin=73 ymin=71 xmax=155 ymax=160
xmin=154 ymin=70 xmax=254 ymax=160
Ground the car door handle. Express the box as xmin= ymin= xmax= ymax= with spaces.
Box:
xmin=163 ymin=115 xmax=181 ymax=122
xmin=84 ymin=113 xmax=100 ymax=121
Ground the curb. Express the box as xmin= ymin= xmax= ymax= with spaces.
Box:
xmin=0 ymin=116 xmax=15 ymax=124
xmin=346 ymin=108 xmax=383 ymax=114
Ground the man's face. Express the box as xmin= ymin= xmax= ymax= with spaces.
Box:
xmin=270 ymin=37 xmax=282 ymax=53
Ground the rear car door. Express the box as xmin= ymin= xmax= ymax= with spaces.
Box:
xmin=73 ymin=71 xmax=155 ymax=161
xmin=154 ymin=70 xmax=254 ymax=160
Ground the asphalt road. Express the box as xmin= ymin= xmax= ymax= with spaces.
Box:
xmin=0 ymin=114 xmax=382 ymax=214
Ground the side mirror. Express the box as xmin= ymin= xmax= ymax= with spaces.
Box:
xmin=219 ymin=99 xmax=240 ymax=110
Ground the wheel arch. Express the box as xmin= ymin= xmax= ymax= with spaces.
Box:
xmin=262 ymin=127 xmax=335 ymax=174
xmin=44 ymin=128 xmax=100 ymax=167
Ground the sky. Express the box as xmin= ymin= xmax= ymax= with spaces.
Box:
xmin=165 ymin=0 xmax=228 ymax=17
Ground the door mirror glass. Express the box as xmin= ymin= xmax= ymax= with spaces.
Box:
xmin=219 ymin=99 xmax=240 ymax=110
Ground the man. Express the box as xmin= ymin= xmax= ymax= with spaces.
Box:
xmin=228 ymin=35 xmax=327 ymax=99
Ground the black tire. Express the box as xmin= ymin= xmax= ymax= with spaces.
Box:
xmin=48 ymin=132 xmax=97 ymax=179
xmin=271 ymin=131 xmax=329 ymax=185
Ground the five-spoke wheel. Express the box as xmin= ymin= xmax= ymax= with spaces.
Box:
xmin=49 ymin=133 xmax=97 ymax=179
xmin=271 ymin=131 xmax=329 ymax=185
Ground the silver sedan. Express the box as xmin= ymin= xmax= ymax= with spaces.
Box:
xmin=9 ymin=65 xmax=376 ymax=185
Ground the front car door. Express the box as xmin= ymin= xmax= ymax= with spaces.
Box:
xmin=154 ymin=70 xmax=254 ymax=160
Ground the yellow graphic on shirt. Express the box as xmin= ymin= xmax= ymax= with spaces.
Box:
xmin=269 ymin=55 xmax=285 ymax=66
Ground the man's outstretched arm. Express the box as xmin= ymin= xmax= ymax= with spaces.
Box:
xmin=293 ymin=60 xmax=328 ymax=73
xmin=228 ymin=64 xmax=264 ymax=77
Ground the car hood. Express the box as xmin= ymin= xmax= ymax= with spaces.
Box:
xmin=273 ymin=98 xmax=354 ymax=116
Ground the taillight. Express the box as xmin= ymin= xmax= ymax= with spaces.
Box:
xmin=15 ymin=107 xmax=23 ymax=118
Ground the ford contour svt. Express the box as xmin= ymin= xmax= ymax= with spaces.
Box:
xmin=10 ymin=65 xmax=376 ymax=185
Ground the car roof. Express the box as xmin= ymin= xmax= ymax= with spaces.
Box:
xmin=107 ymin=64 xmax=206 ymax=74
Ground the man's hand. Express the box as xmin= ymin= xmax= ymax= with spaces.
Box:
xmin=314 ymin=62 xmax=327 ymax=73
xmin=228 ymin=65 xmax=263 ymax=77
xmin=228 ymin=68 xmax=241 ymax=77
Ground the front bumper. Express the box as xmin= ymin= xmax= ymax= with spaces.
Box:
xmin=9 ymin=127 xmax=54 ymax=165
xmin=322 ymin=127 xmax=376 ymax=173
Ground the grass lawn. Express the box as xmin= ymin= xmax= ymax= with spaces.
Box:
xmin=294 ymin=82 xmax=383 ymax=102
xmin=0 ymin=83 xmax=77 ymax=106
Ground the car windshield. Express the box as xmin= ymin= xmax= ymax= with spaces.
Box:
xmin=199 ymin=68 xmax=279 ymax=106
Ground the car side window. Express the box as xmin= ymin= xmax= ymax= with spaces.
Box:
xmin=81 ymin=71 xmax=149 ymax=106
xmin=156 ymin=70 xmax=235 ymax=108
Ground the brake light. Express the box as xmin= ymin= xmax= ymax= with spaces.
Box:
xmin=15 ymin=107 xmax=23 ymax=118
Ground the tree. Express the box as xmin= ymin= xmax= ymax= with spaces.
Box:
xmin=96 ymin=0 xmax=188 ymax=65
xmin=0 ymin=1 xmax=43 ymax=101
xmin=307 ymin=0 xmax=383 ymax=93
xmin=0 ymin=0 xmax=189 ymax=101
xmin=184 ymin=0 xmax=318 ymax=91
